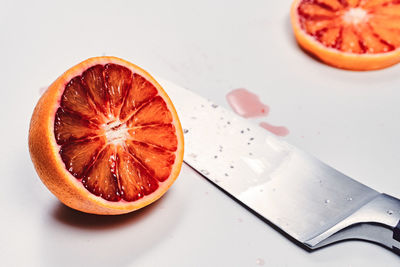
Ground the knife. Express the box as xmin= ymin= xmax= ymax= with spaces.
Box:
xmin=159 ymin=78 xmax=400 ymax=256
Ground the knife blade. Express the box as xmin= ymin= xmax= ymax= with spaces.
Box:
xmin=159 ymin=78 xmax=400 ymax=255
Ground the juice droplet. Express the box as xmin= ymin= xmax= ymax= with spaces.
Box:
xmin=324 ymin=199 xmax=330 ymax=204
xmin=256 ymin=258 xmax=265 ymax=266
xmin=259 ymin=122 xmax=289 ymax=137
xmin=39 ymin=86 xmax=48 ymax=95
xmin=387 ymin=210 xmax=394 ymax=215
xmin=200 ymin=169 xmax=210 ymax=175
xmin=226 ymin=88 xmax=269 ymax=118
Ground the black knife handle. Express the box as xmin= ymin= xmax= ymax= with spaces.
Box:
xmin=393 ymin=220 xmax=400 ymax=255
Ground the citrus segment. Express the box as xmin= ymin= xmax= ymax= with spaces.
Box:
xmin=291 ymin=0 xmax=400 ymax=70
xmin=298 ymin=2 xmax=336 ymax=19
xmin=374 ymin=4 xmax=400 ymax=16
xmin=370 ymin=23 xmax=400 ymax=46
xmin=82 ymin=144 xmax=120 ymax=201
xmin=360 ymin=26 xmax=392 ymax=53
xmin=119 ymin=74 xmax=158 ymax=121
xmin=363 ymin=0 xmax=396 ymax=9
xmin=128 ymin=125 xmax=178 ymax=151
xmin=341 ymin=26 xmax=362 ymax=53
xmin=116 ymin=146 xmax=159 ymax=202
xmin=127 ymin=96 xmax=173 ymax=127
xmin=104 ymin=64 xmax=132 ymax=117
xmin=371 ymin=16 xmax=400 ymax=30
xmin=347 ymin=0 xmax=360 ymax=7
xmin=319 ymin=27 xmax=341 ymax=48
xmin=54 ymin=109 xmax=100 ymax=144
xmin=316 ymin=0 xmax=343 ymax=10
xmin=59 ymin=137 xmax=106 ymax=178
xmin=81 ymin=65 xmax=109 ymax=116
xmin=126 ymin=140 xmax=175 ymax=182
xmin=303 ymin=19 xmax=335 ymax=35
xmin=61 ymin=77 xmax=99 ymax=121
xmin=29 ymin=56 xmax=184 ymax=214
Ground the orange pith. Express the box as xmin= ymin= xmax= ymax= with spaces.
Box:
xmin=291 ymin=0 xmax=400 ymax=70
xmin=29 ymin=57 xmax=184 ymax=215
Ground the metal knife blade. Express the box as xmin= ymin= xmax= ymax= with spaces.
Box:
xmin=159 ymin=78 xmax=400 ymax=254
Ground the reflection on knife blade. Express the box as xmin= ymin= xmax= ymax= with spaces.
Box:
xmin=160 ymin=78 xmax=400 ymax=255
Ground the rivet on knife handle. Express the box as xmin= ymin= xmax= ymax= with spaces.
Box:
xmin=393 ymin=219 xmax=400 ymax=255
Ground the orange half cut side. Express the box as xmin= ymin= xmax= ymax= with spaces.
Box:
xmin=291 ymin=0 xmax=400 ymax=70
xmin=29 ymin=57 xmax=184 ymax=215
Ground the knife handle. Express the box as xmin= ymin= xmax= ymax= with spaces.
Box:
xmin=304 ymin=193 xmax=400 ymax=255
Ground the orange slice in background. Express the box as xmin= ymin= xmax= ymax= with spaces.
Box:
xmin=291 ymin=0 xmax=400 ymax=70
xmin=29 ymin=57 xmax=184 ymax=215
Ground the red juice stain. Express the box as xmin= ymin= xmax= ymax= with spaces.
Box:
xmin=226 ymin=88 xmax=290 ymax=137
xmin=226 ymin=88 xmax=269 ymax=118
xmin=259 ymin=122 xmax=289 ymax=137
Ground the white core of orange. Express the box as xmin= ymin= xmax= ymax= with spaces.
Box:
xmin=103 ymin=120 xmax=129 ymax=145
xmin=343 ymin=8 xmax=369 ymax=25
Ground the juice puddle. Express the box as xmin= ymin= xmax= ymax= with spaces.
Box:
xmin=226 ymin=88 xmax=289 ymax=137
xmin=226 ymin=88 xmax=269 ymax=118
xmin=259 ymin=122 xmax=289 ymax=137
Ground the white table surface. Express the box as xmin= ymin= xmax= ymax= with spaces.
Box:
xmin=1 ymin=0 xmax=400 ymax=266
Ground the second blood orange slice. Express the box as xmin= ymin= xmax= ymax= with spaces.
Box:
xmin=291 ymin=0 xmax=400 ymax=70
xmin=29 ymin=57 xmax=184 ymax=215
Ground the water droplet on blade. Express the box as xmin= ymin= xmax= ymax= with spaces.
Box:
xmin=200 ymin=169 xmax=210 ymax=175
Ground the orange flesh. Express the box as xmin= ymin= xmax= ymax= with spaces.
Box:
xmin=298 ymin=0 xmax=400 ymax=53
xmin=54 ymin=64 xmax=178 ymax=202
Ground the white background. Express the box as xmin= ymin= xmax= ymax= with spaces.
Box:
xmin=1 ymin=0 xmax=400 ymax=266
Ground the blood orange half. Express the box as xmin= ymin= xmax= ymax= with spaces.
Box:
xmin=291 ymin=0 xmax=400 ymax=70
xmin=29 ymin=57 xmax=184 ymax=215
